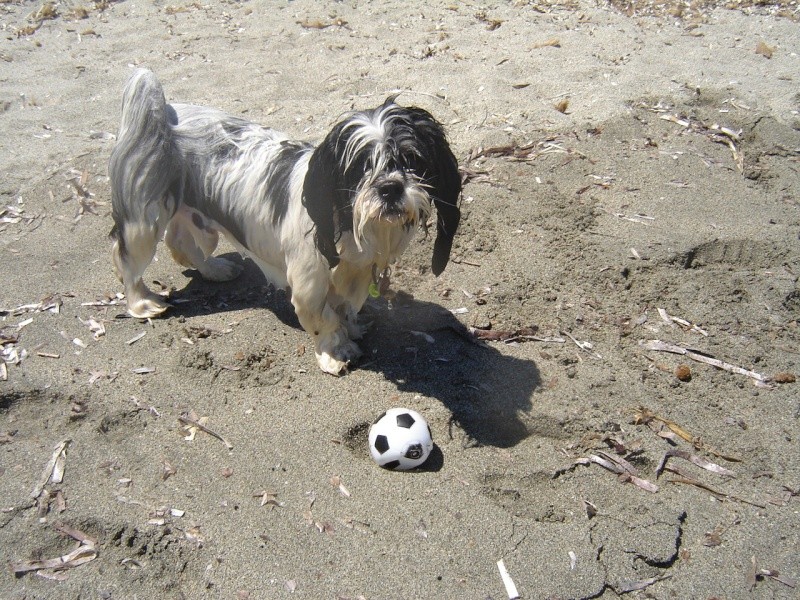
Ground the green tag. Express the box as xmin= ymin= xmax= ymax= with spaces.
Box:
xmin=368 ymin=282 xmax=380 ymax=298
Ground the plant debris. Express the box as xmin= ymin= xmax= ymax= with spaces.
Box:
xmin=748 ymin=555 xmax=796 ymax=590
xmin=577 ymin=451 xmax=659 ymax=493
xmin=330 ymin=475 xmax=351 ymax=498
xmin=633 ymin=406 xmax=741 ymax=462
xmin=296 ymin=17 xmax=348 ymax=29
xmin=31 ymin=439 xmax=70 ymax=500
xmin=656 ymin=449 xmax=736 ymax=478
xmin=179 ymin=412 xmax=233 ymax=450
xmin=656 ymin=308 xmax=708 ymax=336
xmin=10 ymin=523 xmax=97 ymax=576
xmin=641 ymin=340 xmax=771 ymax=386
xmin=663 ymin=468 xmax=765 ymax=508
xmin=254 ymin=490 xmax=283 ymax=509
xmin=496 ymin=558 xmax=520 ymax=600
xmin=470 ymin=326 xmax=564 ymax=344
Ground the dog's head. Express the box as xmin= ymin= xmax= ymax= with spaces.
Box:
xmin=302 ymin=97 xmax=461 ymax=275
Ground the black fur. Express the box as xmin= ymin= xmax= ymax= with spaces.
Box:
xmin=302 ymin=98 xmax=461 ymax=274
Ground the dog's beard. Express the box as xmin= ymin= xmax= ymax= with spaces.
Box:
xmin=351 ymin=177 xmax=431 ymax=253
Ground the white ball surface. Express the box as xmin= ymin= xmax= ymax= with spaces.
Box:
xmin=368 ymin=408 xmax=433 ymax=470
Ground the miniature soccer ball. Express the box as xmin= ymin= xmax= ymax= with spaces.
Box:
xmin=368 ymin=408 xmax=433 ymax=470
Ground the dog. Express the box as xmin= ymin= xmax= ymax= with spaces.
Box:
xmin=109 ymin=69 xmax=461 ymax=375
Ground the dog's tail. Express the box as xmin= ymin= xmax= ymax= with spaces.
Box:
xmin=109 ymin=68 xmax=178 ymax=238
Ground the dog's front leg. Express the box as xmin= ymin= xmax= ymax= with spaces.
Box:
xmin=289 ymin=268 xmax=362 ymax=375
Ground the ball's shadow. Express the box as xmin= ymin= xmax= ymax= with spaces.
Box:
xmin=165 ymin=256 xmax=540 ymax=449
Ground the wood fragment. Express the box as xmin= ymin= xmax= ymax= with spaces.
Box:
xmin=657 ymin=308 xmax=708 ymax=336
xmin=10 ymin=523 xmax=97 ymax=575
xmin=758 ymin=569 xmax=796 ymax=589
xmin=470 ymin=326 xmax=563 ymax=344
xmin=254 ymin=490 xmax=283 ymax=508
xmin=296 ymin=17 xmax=347 ymax=29
xmin=330 ymin=475 xmax=351 ymax=498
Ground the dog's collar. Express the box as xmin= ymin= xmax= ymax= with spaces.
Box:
xmin=369 ymin=264 xmax=391 ymax=298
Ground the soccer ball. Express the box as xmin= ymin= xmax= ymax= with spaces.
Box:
xmin=368 ymin=408 xmax=433 ymax=470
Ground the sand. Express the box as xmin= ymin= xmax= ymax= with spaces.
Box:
xmin=1 ymin=1 xmax=798 ymax=598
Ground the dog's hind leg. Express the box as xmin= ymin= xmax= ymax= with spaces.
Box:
xmin=112 ymin=220 xmax=172 ymax=319
xmin=164 ymin=206 xmax=243 ymax=281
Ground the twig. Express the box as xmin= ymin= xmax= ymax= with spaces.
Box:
xmin=640 ymin=340 xmax=768 ymax=384
xmin=562 ymin=331 xmax=602 ymax=359
xmin=656 ymin=308 xmax=709 ymax=336
xmin=665 ymin=469 xmax=765 ymax=508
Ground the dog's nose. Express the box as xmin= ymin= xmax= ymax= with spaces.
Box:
xmin=378 ymin=180 xmax=404 ymax=202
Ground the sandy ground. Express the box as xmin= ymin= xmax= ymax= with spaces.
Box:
xmin=1 ymin=1 xmax=799 ymax=598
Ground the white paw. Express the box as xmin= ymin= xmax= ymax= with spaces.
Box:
xmin=315 ymin=337 xmax=363 ymax=376
xmin=200 ymin=257 xmax=243 ymax=282
xmin=128 ymin=294 xmax=171 ymax=319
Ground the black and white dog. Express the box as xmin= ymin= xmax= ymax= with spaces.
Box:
xmin=109 ymin=69 xmax=461 ymax=374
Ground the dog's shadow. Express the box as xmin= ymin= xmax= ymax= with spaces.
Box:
xmin=359 ymin=294 xmax=540 ymax=448
xmin=169 ymin=255 xmax=300 ymax=328
xmin=170 ymin=255 xmax=540 ymax=448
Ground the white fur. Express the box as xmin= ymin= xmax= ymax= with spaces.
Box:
xmin=109 ymin=69 xmax=459 ymax=375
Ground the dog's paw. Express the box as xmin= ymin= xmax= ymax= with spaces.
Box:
xmin=316 ymin=338 xmax=363 ymax=376
xmin=200 ymin=257 xmax=243 ymax=282
xmin=344 ymin=318 xmax=369 ymax=340
xmin=127 ymin=294 xmax=171 ymax=319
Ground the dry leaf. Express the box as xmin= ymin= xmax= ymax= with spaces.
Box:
xmin=555 ymin=98 xmax=570 ymax=113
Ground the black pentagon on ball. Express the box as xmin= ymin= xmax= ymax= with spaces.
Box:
xmin=396 ymin=412 xmax=415 ymax=429
xmin=381 ymin=460 xmax=402 ymax=470
xmin=404 ymin=443 xmax=423 ymax=460
xmin=374 ymin=434 xmax=390 ymax=455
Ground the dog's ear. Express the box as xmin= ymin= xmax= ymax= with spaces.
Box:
xmin=303 ymin=127 xmax=348 ymax=269
xmin=404 ymin=107 xmax=462 ymax=276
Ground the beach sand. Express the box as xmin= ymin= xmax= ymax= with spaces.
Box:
xmin=1 ymin=1 xmax=798 ymax=598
